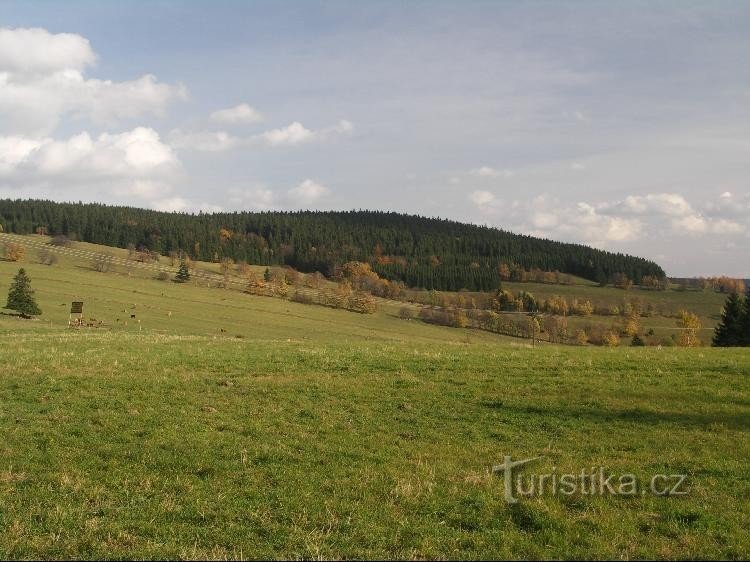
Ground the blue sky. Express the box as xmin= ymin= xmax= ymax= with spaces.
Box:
xmin=1 ymin=1 xmax=749 ymax=276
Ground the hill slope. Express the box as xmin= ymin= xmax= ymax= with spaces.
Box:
xmin=0 ymin=199 xmax=665 ymax=291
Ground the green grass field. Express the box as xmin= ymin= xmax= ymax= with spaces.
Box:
xmin=1 ymin=237 xmax=749 ymax=559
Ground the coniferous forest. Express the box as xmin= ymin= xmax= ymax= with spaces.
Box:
xmin=0 ymin=199 xmax=665 ymax=291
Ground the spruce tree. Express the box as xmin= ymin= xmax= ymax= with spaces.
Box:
xmin=5 ymin=268 xmax=41 ymax=318
xmin=713 ymin=292 xmax=743 ymax=346
xmin=742 ymin=288 xmax=750 ymax=346
xmin=175 ymin=261 xmax=190 ymax=283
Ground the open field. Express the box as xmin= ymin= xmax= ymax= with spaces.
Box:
xmin=1 ymin=332 xmax=749 ymax=559
xmin=1 ymin=235 xmax=749 ymax=559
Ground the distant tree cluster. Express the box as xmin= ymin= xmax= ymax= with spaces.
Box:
xmin=673 ymin=276 xmax=746 ymax=294
xmin=0 ymin=199 xmax=666 ymax=292
xmin=713 ymin=290 xmax=750 ymax=347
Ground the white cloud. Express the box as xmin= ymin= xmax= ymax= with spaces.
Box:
xmin=260 ymin=121 xmax=314 ymax=146
xmin=151 ymin=197 xmax=223 ymax=213
xmin=470 ymin=166 xmax=513 ymax=178
xmin=0 ymin=28 xmax=184 ymax=136
xmin=0 ymin=127 xmax=181 ymax=204
xmin=469 ymin=190 xmax=496 ymax=206
xmin=227 ymin=179 xmax=331 ymax=210
xmin=615 ymin=193 xmax=693 ymax=217
xmin=469 ymin=190 xmax=750 ymax=250
xmin=288 ymin=179 xmax=330 ymax=205
xmin=210 ymin=103 xmax=263 ymax=125
xmin=671 ymin=214 xmax=707 ymax=234
xmin=170 ymin=119 xmax=354 ymax=152
xmin=259 ymin=119 xmax=353 ymax=147
xmin=0 ymin=27 xmax=95 ymax=74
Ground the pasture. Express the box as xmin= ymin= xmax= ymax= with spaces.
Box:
xmin=0 ymin=236 xmax=748 ymax=559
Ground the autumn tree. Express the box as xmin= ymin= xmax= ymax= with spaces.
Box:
xmin=4 ymin=243 xmax=26 ymax=262
xmin=544 ymin=315 xmax=568 ymax=343
xmin=613 ymin=273 xmax=633 ymax=290
xmin=677 ymin=310 xmax=701 ymax=347
xmin=6 ymin=268 xmax=41 ymax=318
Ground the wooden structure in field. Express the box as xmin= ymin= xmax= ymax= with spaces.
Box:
xmin=68 ymin=301 xmax=84 ymax=328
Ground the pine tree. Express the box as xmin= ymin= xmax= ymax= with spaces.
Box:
xmin=742 ymin=288 xmax=750 ymax=346
xmin=5 ymin=268 xmax=41 ymax=318
xmin=175 ymin=261 xmax=190 ymax=283
xmin=713 ymin=292 xmax=744 ymax=347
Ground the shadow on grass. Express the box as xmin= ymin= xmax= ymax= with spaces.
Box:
xmin=488 ymin=402 xmax=750 ymax=430
xmin=0 ymin=311 xmax=25 ymax=318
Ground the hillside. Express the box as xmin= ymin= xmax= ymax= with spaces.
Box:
xmin=0 ymin=199 xmax=665 ymax=291
xmin=0 ymin=233 xmax=725 ymax=344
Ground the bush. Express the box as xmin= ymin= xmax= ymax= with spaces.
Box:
xmin=602 ymin=331 xmax=621 ymax=347
xmin=574 ymin=329 xmax=588 ymax=345
xmin=398 ymin=306 xmax=414 ymax=320
xmin=92 ymin=254 xmax=113 ymax=272
xmin=50 ymin=234 xmax=72 ymax=247
xmin=156 ymin=271 xmax=171 ymax=281
xmin=3 ymin=243 xmax=25 ymax=262
xmin=37 ymin=249 xmax=58 ymax=266
xmin=291 ymin=291 xmax=313 ymax=305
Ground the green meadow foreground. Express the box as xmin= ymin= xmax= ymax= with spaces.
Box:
xmin=1 ymin=332 xmax=749 ymax=559
xmin=1 ymin=244 xmax=749 ymax=559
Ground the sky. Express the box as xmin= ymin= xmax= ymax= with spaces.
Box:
xmin=0 ymin=0 xmax=749 ymax=277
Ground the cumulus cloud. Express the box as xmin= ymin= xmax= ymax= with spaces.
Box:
xmin=169 ymin=119 xmax=354 ymax=152
xmin=0 ymin=27 xmax=184 ymax=136
xmin=0 ymin=27 xmax=96 ymax=74
xmin=468 ymin=190 xmax=749 ymax=249
xmin=259 ymin=119 xmax=353 ymax=147
xmin=288 ymin=179 xmax=331 ymax=205
xmin=227 ymin=179 xmax=331 ymax=210
xmin=0 ymin=127 xmax=184 ymax=209
xmin=469 ymin=190 xmax=496 ymax=206
xmin=470 ymin=166 xmax=513 ymax=178
xmin=210 ymin=103 xmax=263 ymax=125
xmin=0 ymin=127 xmax=178 ymax=181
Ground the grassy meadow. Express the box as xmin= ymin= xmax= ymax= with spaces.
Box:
xmin=0 ymin=235 xmax=749 ymax=559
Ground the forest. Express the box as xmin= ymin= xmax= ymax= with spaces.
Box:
xmin=0 ymin=199 xmax=665 ymax=291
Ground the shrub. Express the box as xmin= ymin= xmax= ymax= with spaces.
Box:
xmin=574 ymin=329 xmax=588 ymax=345
xmin=50 ymin=234 xmax=72 ymax=247
xmin=3 ymin=243 xmax=25 ymax=262
xmin=92 ymin=254 xmax=113 ymax=272
xmin=37 ymin=249 xmax=58 ymax=266
xmin=398 ymin=306 xmax=414 ymax=320
xmin=602 ymin=331 xmax=621 ymax=347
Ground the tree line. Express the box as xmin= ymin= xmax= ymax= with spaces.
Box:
xmin=0 ymin=199 xmax=665 ymax=291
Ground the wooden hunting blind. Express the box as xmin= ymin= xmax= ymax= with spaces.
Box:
xmin=69 ymin=301 xmax=84 ymax=327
